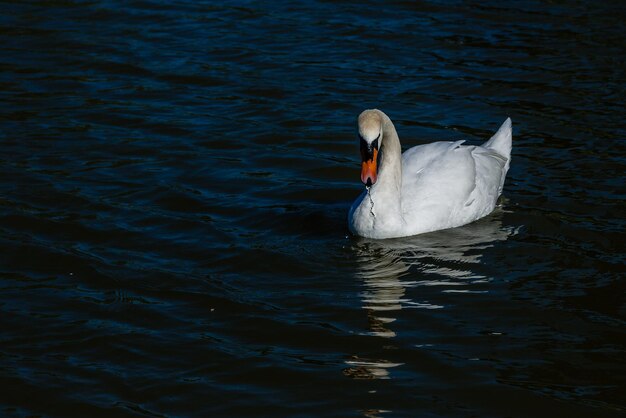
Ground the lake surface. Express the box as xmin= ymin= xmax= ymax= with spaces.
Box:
xmin=1 ymin=1 xmax=624 ymax=417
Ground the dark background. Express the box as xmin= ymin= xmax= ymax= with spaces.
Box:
xmin=1 ymin=1 xmax=624 ymax=417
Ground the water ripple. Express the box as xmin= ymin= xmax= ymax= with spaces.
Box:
xmin=1 ymin=0 xmax=624 ymax=417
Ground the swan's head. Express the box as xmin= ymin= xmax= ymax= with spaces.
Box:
xmin=358 ymin=110 xmax=383 ymax=186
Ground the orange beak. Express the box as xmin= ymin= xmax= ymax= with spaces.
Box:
xmin=360 ymin=148 xmax=378 ymax=186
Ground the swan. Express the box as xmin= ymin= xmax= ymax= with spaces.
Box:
xmin=348 ymin=109 xmax=512 ymax=239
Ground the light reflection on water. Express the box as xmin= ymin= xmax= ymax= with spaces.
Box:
xmin=347 ymin=208 xmax=515 ymax=379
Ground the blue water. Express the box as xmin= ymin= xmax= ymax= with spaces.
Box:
xmin=1 ymin=1 xmax=624 ymax=417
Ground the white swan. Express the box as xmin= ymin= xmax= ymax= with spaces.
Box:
xmin=348 ymin=109 xmax=512 ymax=239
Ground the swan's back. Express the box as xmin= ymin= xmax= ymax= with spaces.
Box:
xmin=399 ymin=118 xmax=512 ymax=235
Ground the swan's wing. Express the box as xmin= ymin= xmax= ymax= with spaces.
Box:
xmin=400 ymin=141 xmax=508 ymax=227
xmin=483 ymin=117 xmax=512 ymax=161
xmin=401 ymin=141 xmax=477 ymax=220
xmin=401 ymin=140 xmax=465 ymax=175
xmin=470 ymin=146 xmax=508 ymax=202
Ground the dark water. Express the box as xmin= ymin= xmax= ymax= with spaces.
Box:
xmin=1 ymin=1 xmax=625 ymax=417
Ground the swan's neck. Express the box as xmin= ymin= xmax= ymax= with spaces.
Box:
xmin=370 ymin=112 xmax=402 ymax=220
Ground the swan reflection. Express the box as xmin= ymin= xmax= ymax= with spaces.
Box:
xmin=344 ymin=208 xmax=516 ymax=380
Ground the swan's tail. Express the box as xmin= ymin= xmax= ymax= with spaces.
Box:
xmin=483 ymin=117 xmax=512 ymax=161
